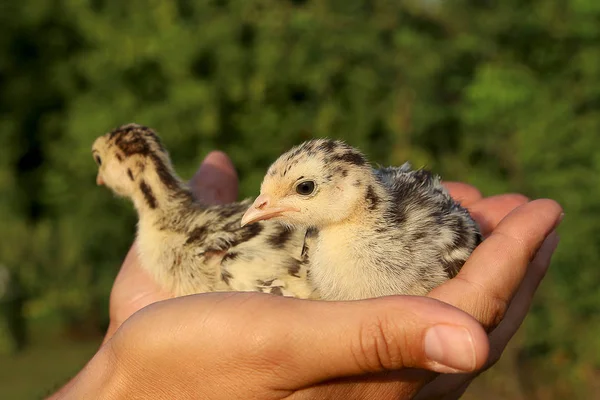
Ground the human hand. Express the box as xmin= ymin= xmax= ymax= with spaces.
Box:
xmin=102 ymin=150 xmax=240 ymax=343
xmin=54 ymin=151 xmax=561 ymax=400
xmin=63 ymin=287 xmax=492 ymax=399
xmin=302 ymin=184 xmax=562 ymax=399
xmin=415 ymin=185 xmax=562 ymax=399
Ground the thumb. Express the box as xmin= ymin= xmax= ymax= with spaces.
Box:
xmin=190 ymin=150 xmax=239 ymax=205
xmin=262 ymin=296 xmax=489 ymax=389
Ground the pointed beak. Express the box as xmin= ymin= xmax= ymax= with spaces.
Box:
xmin=240 ymin=194 xmax=299 ymax=227
xmin=96 ymin=173 xmax=104 ymax=186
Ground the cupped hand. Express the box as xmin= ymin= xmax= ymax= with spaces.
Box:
xmin=290 ymin=183 xmax=561 ymax=399
xmin=414 ymin=184 xmax=562 ymax=399
xmin=55 ymin=153 xmax=562 ymax=400
xmin=66 ymin=288 xmax=491 ymax=399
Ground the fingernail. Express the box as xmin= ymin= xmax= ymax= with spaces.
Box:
xmin=424 ymin=325 xmax=476 ymax=373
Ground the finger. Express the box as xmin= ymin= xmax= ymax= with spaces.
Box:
xmin=190 ymin=150 xmax=239 ymax=205
xmin=442 ymin=182 xmax=482 ymax=207
xmin=413 ymin=375 xmax=474 ymax=400
xmin=295 ymin=369 xmax=434 ymax=400
xmin=466 ymin=194 xmax=529 ymax=236
xmin=250 ymin=296 xmax=490 ymax=389
xmin=487 ymin=231 xmax=560 ymax=360
xmin=109 ymin=295 xmax=487 ymax=399
xmin=152 ymin=294 xmax=488 ymax=387
xmin=429 ymin=199 xmax=563 ymax=331
xmin=298 ymin=199 xmax=558 ymax=400
xmin=414 ymin=232 xmax=560 ymax=400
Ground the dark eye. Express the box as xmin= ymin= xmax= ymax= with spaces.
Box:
xmin=296 ymin=180 xmax=316 ymax=196
xmin=94 ymin=155 xmax=102 ymax=166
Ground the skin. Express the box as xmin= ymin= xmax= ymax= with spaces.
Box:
xmin=48 ymin=152 xmax=562 ymax=400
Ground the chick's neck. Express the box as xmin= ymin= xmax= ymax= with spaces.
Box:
xmin=131 ymin=162 xmax=195 ymax=225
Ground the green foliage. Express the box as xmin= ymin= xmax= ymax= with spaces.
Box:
xmin=0 ymin=0 xmax=598 ymax=396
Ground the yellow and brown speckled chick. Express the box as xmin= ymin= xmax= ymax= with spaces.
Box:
xmin=92 ymin=124 xmax=312 ymax=298
xmin=241 ymin=139 xmax=482 ymax=301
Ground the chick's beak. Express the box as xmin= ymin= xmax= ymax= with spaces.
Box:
xmin=240 ymin=194 xmax=299 ymax=227
xmin=96 ymin=173 xmax=105 ymax=186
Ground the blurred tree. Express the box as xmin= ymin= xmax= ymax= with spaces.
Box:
xmin=0 ymin=0 xmax=598 ymax=397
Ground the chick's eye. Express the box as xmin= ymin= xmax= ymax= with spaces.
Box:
xmin=94 ymin=155 xmax=102 ymax=166
xmin=296 ymin=180 xmax=316 ymax=196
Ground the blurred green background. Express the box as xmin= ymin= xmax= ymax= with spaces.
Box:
xmin=0 ymin=0 xmax=599 ymax=398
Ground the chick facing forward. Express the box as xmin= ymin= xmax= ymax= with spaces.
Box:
xmin=92 ymin=124 xmax=312 ymax=298
xmin=241 ymin=139 xmax=482 ymax=301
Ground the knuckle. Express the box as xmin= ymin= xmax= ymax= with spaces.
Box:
xmin=494 ymin=231 xmax=528 ymax=257
xmin=239 ymin=317 xmax=293 ymax=370
xmin=246 ymin=335 xmax=291 ymax=376
xmin=250 ymin=330 xmax=285 ymax=362
xmin=508 ymin=193 xmax=530 ymax=204
xmin=352 ymin=315 xmax=405 ymax=372
xmin=455 ymin=277 xmax=509 ymax=332
xmin=481 ymin=292 xmax=509 ymax=332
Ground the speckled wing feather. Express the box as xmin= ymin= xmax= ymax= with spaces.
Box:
xmin=135 ymin=192 xmax=314 ymax=299
xmin=374 ymin=164 xmax=482 ymax=280
xmin=170 ymin=200 xmax=311 ymax=297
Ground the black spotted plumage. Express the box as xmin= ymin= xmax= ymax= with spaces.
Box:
xmin=185 ymin=226 xmax=209 ymax=245
xmin=139 ymin=180 xmax=158 ymax=209
xmin=267 ymin=225 xmax=294 ymax=249
xmin=330 ymin=150 xmax=366 ymax=166
xmin=270 ymin=286 xmax=283 ymax=296
xmin=221 ymin=269 xmax=234 ymax=285
xmin=365 ymin=185 xmax=380 ymax=211
xmin=92 ymin=124 xmax=313 ymax=298
xmin=251 ymin=138 xmax=482 ymax=301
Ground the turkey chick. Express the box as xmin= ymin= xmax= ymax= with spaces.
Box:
xmin=241 ymin=139 xmax=482 ymax=301
xmin=92 ymin=124 xmax=312 ymax=298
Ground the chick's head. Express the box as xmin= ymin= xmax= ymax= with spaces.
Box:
xmin=92 ymin=123 xmax=170 ymax=198
xmin=241 ymin=139 xmax=371 ymax=229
